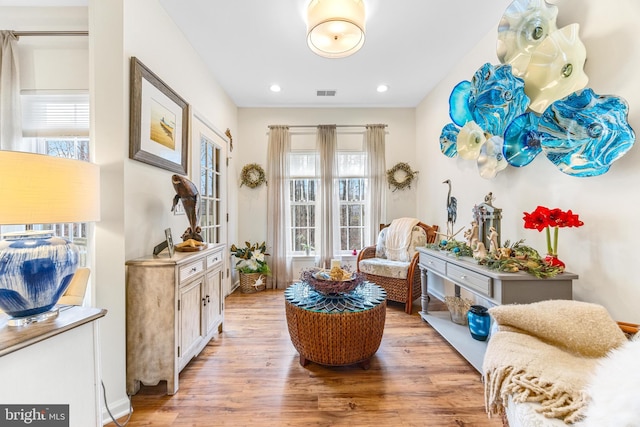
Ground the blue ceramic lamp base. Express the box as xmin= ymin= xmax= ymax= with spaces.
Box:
xmin=0 ymin=230 xmax=78 ymax=325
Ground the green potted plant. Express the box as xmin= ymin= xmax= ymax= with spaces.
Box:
xmin=296 ymin=235 xmax=314 ymax=256
xmin=230 ymin=241 xmax=271 ymax=293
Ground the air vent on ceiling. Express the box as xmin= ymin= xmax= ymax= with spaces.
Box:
xmin=316 ymin=90 xmax=337 ymax=97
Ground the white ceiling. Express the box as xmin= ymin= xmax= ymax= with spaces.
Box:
xmin=158 ymin=0 xmax=513 ymax=108
xmin=3 ymin=0 xmax=514 ymax=107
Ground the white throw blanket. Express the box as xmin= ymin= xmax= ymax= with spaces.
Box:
xmin=385 ymin=217 xmax=419 ymax=261
xmin=484 ymin=300 xmax=628 ymax=424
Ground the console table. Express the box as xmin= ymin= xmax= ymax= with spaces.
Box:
xmin=417 ymin=247 xmax=578 ymax=371
xmin=284 ymin=282 xmax=386 ymax=369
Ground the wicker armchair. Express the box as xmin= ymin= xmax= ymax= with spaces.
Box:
xmin=356 ymin=221 xmax=438 ymax=314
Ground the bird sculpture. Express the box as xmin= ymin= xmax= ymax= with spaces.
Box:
xmin=443 ymin=179 xmax=457 ymax=239
xmin=171 ymin=174 xmax=203 ymax=242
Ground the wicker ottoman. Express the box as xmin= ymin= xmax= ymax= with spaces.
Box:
xmin=284 ymin=282 xmax=387 ymax=369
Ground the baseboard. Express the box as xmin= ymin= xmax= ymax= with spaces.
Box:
xmin=101 ymin=396 xmax=132 ymax=426
xmin=428 ymin=287 xmax=446 ymax=303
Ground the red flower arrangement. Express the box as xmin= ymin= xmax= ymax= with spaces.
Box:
xmin=523 ymin=206 xmax=584 ymax=267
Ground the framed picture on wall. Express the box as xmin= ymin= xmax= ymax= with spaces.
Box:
xmin=129 ymin=56 xmax=189 ymax=175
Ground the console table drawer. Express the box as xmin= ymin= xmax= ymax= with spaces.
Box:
xmin=421 ymin=254 xmax=447 ymax=275
xmin=446 ymin=264 xmax=492 ymax=297
xmin=207 ymin=251 xmax=223 ymax=268
xmin=180 ymin=260 xmax=205 ymax=283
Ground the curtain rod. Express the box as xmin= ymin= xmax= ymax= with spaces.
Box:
xmin=269 ymin=124 xmax=387 ymax=129
xmin=12 ymin=31 xmax=88 ymax=37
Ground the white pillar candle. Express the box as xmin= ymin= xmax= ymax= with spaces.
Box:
xmin=330 ymin=259 xmax=341 ymax=269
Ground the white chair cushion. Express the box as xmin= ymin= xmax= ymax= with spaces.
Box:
xmin=359 ymin=258 xmax=410 ymax=279
xmin=375 ymin=228 xmax=388 ymax=258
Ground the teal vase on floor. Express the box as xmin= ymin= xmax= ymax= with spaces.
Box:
xmin=467 ymin=305 xmax=491 ymax=341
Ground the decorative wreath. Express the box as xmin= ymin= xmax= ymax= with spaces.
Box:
xmin=240 ymin=163 xmax=267 ymax=188
xmin=386 ymin=162 xmax=418 ymax=192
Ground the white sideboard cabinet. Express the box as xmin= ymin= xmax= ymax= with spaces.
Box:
xmin=126 ymin=244 xmax=225 ymax=395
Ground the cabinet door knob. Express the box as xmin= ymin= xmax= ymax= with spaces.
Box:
xmin=191 ymin=267 xmax=197 ymax=273
xmin=460 ymin=275 xmax=467 ymax=280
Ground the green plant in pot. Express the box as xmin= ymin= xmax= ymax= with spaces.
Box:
xmin=297 ymin=235 xmax=314 ymax=256
xmin=230 ymin=241 xmax=271 ymax=275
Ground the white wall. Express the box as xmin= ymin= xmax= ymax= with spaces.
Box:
xmin=90 ymin=0 xmax=237 ymax=421
xmin=415 ymin=0 xmax=640 ymax=323
xmin=1 ymin=7 xmax=88 ymax=91
xmin=122 ymin=1 xmax=236 ymax=261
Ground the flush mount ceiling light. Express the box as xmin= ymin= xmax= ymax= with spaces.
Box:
xmin=307 ymin=0 xmax=366 ymax=59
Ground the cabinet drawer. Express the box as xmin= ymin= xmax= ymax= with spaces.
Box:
xmin=446 ymin=264 xmax=492 ymax=297
xmin=207 ymin=251 xmax=223 ymax=268
xmin=179 ymin=260 xmax=205 ymax=283
xmin=421 ymin=254 xmax=446 ymax=276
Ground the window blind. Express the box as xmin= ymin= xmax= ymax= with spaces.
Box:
xmin=21 ymin=92 xmax=89 ymax=137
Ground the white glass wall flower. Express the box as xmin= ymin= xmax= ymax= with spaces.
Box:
xmin=524 ymin=23 xmax=588 ymax=113
xmin=477 ymin=136 xmax=508 ymax=179
xmin=457 ymin=121 xmax=487 ymax=160
xmin=497 ymin=0 xmax=559 ymax=76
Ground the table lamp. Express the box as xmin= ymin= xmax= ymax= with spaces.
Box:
xmin=0 ymin=151 xmax=100 ymax=326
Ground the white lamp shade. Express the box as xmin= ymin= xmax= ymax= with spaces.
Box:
xmin=307 ymin=0 xmax=366 ymax=58
xmin=0 ymin=151 xmax=100 ymax=225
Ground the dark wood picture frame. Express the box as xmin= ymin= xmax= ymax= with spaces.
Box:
xmin=129 ymin=57 xmax=189 ymax=175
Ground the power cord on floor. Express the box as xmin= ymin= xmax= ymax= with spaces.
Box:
xmin=101 ymin=380 xmax=132 ymax=427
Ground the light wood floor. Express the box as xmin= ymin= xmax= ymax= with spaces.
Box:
xmin=109 ymin=289 xmax=502 ymax=427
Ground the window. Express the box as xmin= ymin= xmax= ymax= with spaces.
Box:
xmin=289 ymin=152 xmax=318 ymax=255
xmin=338 ymin=152 xmax=366 ymax=252
xmin=199 ymin=135 xmax=222 ymax=244
xmin=288 ymin=149 xmax=367 ymax=256
xmin=21 ymin=92 xmax=89 ymax=138
xmin=43 ymin=137 xmax=91 ymax=266
xmin=0 ymin=92 xmax=92 ymax=266
xmin=46 ymin=137 xmax=90 ymax=160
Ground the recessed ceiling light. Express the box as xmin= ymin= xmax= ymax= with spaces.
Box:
xmin=270 ymin=84 xmax=281 ymax=92
xmin=377 ymin=84 xmax=388 ymax=93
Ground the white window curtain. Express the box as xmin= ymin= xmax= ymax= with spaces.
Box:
xmin=364 ymin=124 xmax=386 ymax=245
xmin=0 ymin=31 xmax=22 ymax=151
xmin=266 ymin=125 xmax=292 ymax=289
xmin=316 ymin=124 xmax=340 ymax=268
